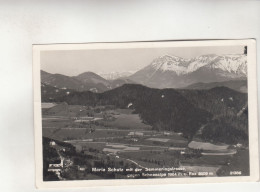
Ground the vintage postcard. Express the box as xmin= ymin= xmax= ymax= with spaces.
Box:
xmin=33 ymin=40 xmax=259 ymax=188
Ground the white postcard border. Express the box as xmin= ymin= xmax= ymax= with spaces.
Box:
xmin=33 ymin=39 xmax=259 ymax=189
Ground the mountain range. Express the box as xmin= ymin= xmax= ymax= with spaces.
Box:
xmin=129 ymin=54 xmax=247 ymax=89
xmin=41 ymin=70 xmax=135 ymax=93
xmin=41 ymin=53 xmax=247 ymax=93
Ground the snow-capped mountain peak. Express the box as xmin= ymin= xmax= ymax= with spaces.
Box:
xmin=208 ymin=54 xmax=247 ymax=75
xmin=129 ymin=53 xmax=247 ymax=89
xmin=151 ymin=55 xmax=189 ymax=75
xmin=150 ymin=54 xmax=247 ymax=76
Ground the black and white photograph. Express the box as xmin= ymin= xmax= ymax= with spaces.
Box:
xmin=2 ymin=1 xmax=260 ymax=192
xmin=33 ymin=40 xmax=259 ymax=188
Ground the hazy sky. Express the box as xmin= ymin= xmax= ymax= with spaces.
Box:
xmin=41 ymin=46 xmax=244 ymax=76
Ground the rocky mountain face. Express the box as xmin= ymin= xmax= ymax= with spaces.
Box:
xmin=129 ymin=54 xmax=247 ymax=88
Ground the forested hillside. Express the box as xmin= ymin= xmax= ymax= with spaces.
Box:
xmin=41 ymin=84 xmax=248 ymax=144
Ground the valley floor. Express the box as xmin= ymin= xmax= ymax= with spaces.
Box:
xmin=42 ymin=103 xmax=249 ymax=180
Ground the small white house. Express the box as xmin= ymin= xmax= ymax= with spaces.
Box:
xmin=236 ymin=143 xmax=243 ymax=148
xmin=131 ymin=138 xmax=138 ymax=142
xmin=89 ymin=88 xmax=98 ymax=93
xmin=128 ymin=132 xmax=144 ymax=137
xmin=49 ymin=141 xmax=56 ymax=146
xmin=163 ymin=131 xmax=170 ymax=136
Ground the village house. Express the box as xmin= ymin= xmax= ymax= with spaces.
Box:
xmin=128 ymin=131 xmax=144 ymax=137
xmin=131 ymin=138 xmax=138 ymax=142
xmin=49 ymin=141 xmax=56 ymax=146
xmin=163 ymin=131 xmax=171 ymax=136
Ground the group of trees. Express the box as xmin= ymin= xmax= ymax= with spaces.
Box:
xmin=182 ymin=149 xmax=202 ymax=159
xmin=201 ymin=117 xmax=248 ymax=145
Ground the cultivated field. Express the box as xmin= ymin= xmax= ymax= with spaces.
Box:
xmin=42 ymin=103 xmax=249 ymax=179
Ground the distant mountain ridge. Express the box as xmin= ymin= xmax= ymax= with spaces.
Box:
xmin=98 ymin=71 xmax=134 ymax=80
xmin=41 ymin=54 xmax=247 ymax=91
xmin=129 ymin=54 xmax=247 ymax=89
xmin=41 ymin=70 xmax=135 ymax=93
xmin=148 ymin=54 xmax=246 ymax=75
xmin=183 ymin=80 xmax=247 ymax=93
